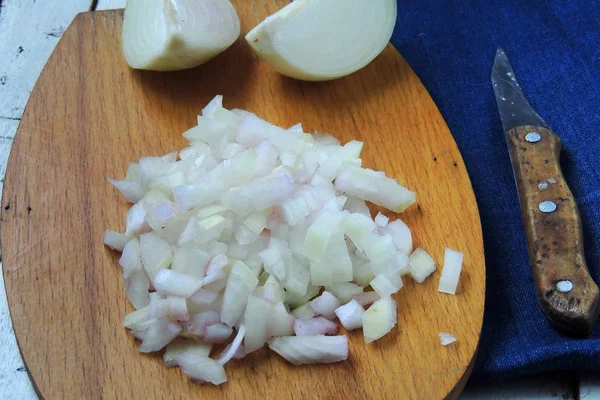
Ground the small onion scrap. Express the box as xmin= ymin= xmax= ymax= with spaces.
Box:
xmin=104 ymin=96 xmax=461 ymax=386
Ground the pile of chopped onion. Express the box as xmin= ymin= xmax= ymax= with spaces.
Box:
xmin=105 ymin=95 xmax=460 ymax=385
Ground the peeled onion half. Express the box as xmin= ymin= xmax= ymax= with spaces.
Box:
xmin=122 ymin=0 xmax=240 ymax=71
xmin=245 ymin=0 xmax=398 ymax=81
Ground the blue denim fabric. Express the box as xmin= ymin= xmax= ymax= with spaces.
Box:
xmin=389 ymin=0 xmax=600 ymax=382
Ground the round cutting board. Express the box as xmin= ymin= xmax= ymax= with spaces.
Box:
xmin=1 ymin=5 xmax=484 ymax=400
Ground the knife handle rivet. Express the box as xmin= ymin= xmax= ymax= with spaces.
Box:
xmin=539 ymin=200 xmax=557 ymax=213
xmin=525 ymin=132 xmax=542 ymax=143
xmin=556 ymin=280 xmax=574 ymax=293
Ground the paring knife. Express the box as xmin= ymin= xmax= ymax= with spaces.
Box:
xmin=491 ymin=48 xmax=600 ymax=336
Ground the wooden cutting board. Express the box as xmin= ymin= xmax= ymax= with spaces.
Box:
xmin=1 ymin=4 xmax=485 ymax=400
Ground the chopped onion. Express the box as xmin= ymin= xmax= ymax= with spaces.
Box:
xmin=153 ymin=269 xmax=203 ymax=297
xmin=119 ymin=238 xmax=142 ymax=279
xmin=351 ymin=291 xmax=380 ymax=307
xmin=269 ymin=302 xmax=295 ymax=337
xmin=335 ymin=300 xmax=365 ymax=331
xmin=335 ymin=167 xmax=415 ymax=213
xmin=310 ymin=291 xmax=341 ymax=320
xmin=374 ymin=212 xmax=389 ymax=227
xmin=149 ymin=296 xmax=189 ymax=321
xmin=140 ymin=232 xmax=173 ymax=281
xmin=204 ymin=324 xmax=233 ymax=343
xmin=370 ymin=274 xmax=403 ymax=298
xmin=221 ymin=261 xmax=259 ymax=326
xmin=177 ymin=351 xmax=228 ymax=385
xmin=243 ymin=293 xmax=272 ymax=353
xmin=104 ymin=230 xmax=129 ymax=252
xmin=384 ymin=219 xmax=412 ymax=255
xmin=123 ymin=306 xmax=156 ymax=331
xmin=164 ymin=338 xmax=212 ymax=368
xmin=409 ymin=248 xmax=437 ymax=283
xmin=218 ymin=325 xmax=246 ymax=364
xmin=139 ymin=318 xmax=182 ymax=352
xmin=125 ymin=269 xmax=150 ymax=309
xmin=182 ymin=311 xmax=221 ymax=337
xmin=326 ymin=282 xmax=363 ymax=304
xmin=107 ymin=96 xmax=432 ymax=385
xmin=439 ymin=332 xmax=457 ymax=346
xmin=291 ymin=302 xmax=316 ymax=320
xmin=294 ymin=317 xmax=338 ymax=336
xmin=438 ymin=248 xmax=464 ymax=295
xmin=268 ymin=335 xmax=348 ymax=365
xmin=362 ymin=296 xmax=397 ymax=344
xmin=171 ymin=246 xmax=210 ymax=279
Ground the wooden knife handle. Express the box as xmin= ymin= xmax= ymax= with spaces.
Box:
xmin=507 ymin=125 xmax=600 ymax=335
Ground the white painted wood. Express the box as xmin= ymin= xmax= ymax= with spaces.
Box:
xmin=0 ymin=1 xmax=584 ymax=399
xmin=96 ymin=0 xmax=126 ymax=10
xmin=579 ymin=375 xmax=600 ymax=399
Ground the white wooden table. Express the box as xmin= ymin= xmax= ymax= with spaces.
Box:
xmin=0 ymin=1 xmax=597 ymax=399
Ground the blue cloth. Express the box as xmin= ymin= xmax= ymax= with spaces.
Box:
xmin=390 ymin=0 xmax=600 ymax=383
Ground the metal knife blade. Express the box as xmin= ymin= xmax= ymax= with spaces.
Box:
xmin=491 ymin=48 xmax=600 ymax=336
xmin=491 ymin=48 xmax=547 ymax=133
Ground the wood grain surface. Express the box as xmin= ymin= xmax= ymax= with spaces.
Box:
xmin=1 ymin=4 xmax=485 ymax=400
xmin=508 ymin=125 xmax=600 ymax=335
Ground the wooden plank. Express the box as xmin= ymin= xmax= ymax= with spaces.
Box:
xmin=1 ymin=7 xmax=485 ymax=400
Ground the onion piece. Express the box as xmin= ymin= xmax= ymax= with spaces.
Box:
xmin=291 ymin=302 xmax=316 ymax=320
xmin=140 ymin=232 xmax=173 ymax=281
xmin=268 ymin=302 xmax=296 ymax=337
xmin=122 ymin=0 xmax=241 ymax=72
xmin=351 ymin=291 xmax=380 ymax=307
xmin=362 ymin=296 xmax=397 ymax=344
xmin=171 ymin=246 xmax=210 ymax=279
xmin=104 ymin=230 xmax=129 ymax=252
xmin=268 ymin=335 xmax=348 ymax=365
xmin=204 ymin=323 xmax=233 ymax=343
xmin=139 ymin=318 xmax=182 ymax=352
xmin=221 ymin=261 xmax=259 ymax=326
xmin=164 ymin=338 xmax=212 ymax=368
xmin=439 ymin=332 xmax=457 ymax=346
xmin=294 ymin=317 xmax=338 ymax=336
xmin=335 ymin=167 xmax=416 ymax=213
xmin=243 ymin=293 xmax=272 ymax=353
xmin=438 ymin=248 xmax=464 ymax=295
xmin=176 ymin=351 xmax=228 ymax=385
xmin=326 ymin=283 xmax=363 ymax=304
xmin=335 ymin=299 xmax=365 ymax=331
xmin=149 ymin=297 xmax=189 ymax=321
xmin=123 ymin=306 xmax=156 ymax=331
xmin=245 ymin=0 xmax=397 ymax=81
xmin=125 ymin=270 xmax=150 ymax=309
xmin=182 ymin=311 xmax=221 ymax=337
xmin=108 ymin=178 xmax=145 ymax=203
xmin=119 ymin=238 xmax=143 ymax=279
xmin=302 ymin=210 xmax=345 ymax=261
xmin=153 ymin=269 xmax=204 ymax=297
xmin=384 ymin=219 xmax=413 ymax=255
xmin=310 ymin=291 xmax=341 ymax=320
xmin=409 ymin=248 xmax=437 ymax=283
xmin=370 ymin=274 xmax=403 ymax=298
xmin=218 ymin=325 xmax=246 ymax=364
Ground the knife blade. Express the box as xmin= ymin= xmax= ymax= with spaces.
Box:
xmin=491 ymin=48 xmax=600 ymax=336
